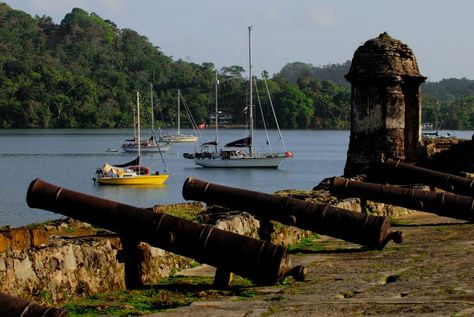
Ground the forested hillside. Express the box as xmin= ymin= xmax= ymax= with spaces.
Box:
xmin=421 ymin=78 xmax=474 ymax=130
xmin=279 ymin=62 xmax=474 ymax=130
xmin=0 ymin=3 xmax=472 ymax=130
xmin=278 ymin=61 xmax=351 ymax=89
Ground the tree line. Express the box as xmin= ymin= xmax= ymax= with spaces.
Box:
xmin=279 ymin=62 xmax=474 ymax=130
xmin=0 ymin=4 xmax=472 ymax=130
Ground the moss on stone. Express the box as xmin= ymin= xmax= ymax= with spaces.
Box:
xmin=153 ymin=202 xmax=206 ymax=221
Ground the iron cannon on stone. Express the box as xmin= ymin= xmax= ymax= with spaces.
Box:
xmin=182 ymin=177 xmax=403 ymax=250
xmin=371 ymin=159 xmax=474 ymax=197
xmin=26 ymin=179 xmax=305 ymax=287
xmin=0 ymin=292 xmax=68 ymax=317
xmin=330 ymin=176 xmax=474 ymax=221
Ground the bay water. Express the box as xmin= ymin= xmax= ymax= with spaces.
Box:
xmin=0 ymin=129 xmax=471 ymax=228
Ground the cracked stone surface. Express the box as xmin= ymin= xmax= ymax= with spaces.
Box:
xmin=147 ymin=211 xmax=474 ymax=316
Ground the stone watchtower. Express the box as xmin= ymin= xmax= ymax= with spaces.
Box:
xmin=344 ymin=32 xmax=426 ymax=177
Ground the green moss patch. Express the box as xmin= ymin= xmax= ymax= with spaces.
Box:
xmin=64 ymin=274 xmax=256 ymax=316
xmin=287 ymin=234 xmax=325 ymax=253
xmin=154 ymin=202 xmax=206 ymax=221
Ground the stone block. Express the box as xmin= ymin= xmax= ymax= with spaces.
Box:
xmin=30 ymin=228 xmax=49 ymax=248
xmin=0 ymin=233 xmax=8 ymax=253
xmin=6 ymin=229 xmax=31 ymax=251
xmin=332 ymin=198 xmax=362 ymax=213
xmin=13 ymin=257 xmax=37 ymax=282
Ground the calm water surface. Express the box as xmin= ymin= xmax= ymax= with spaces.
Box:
xmin=1 ymin=129 xmax=471 ymax=228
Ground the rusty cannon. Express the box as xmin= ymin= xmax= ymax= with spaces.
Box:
xmin=26 ymin=179 xmax=305 ymax=286
xmin=0 ymin=292 xmax=68 ymax=317
xmin=182 ymin=177 xmax=402 ymax=250
xmin=330 ymin=176 xmax=474 ymax=221
xmin=379 ymin=159 xmax=474 ymax=197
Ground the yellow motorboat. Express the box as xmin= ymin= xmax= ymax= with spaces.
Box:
xmin=96 ymin=174 xmax=169 ymax=185
xmin=94 ymin=91 xmax=170 ymax=186
xmin=95 ymin=162 xmax=169 ymax=185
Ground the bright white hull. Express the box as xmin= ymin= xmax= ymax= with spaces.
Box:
xmin=159 ymin=134 xmax=198 ymax=143
xmin=195 ymin=156 xmax=286 ymax=168
xmin=122 ymin=143 xmax=171 ymax=153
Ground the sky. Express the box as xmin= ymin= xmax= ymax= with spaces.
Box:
xmin=4 ymin=0 xmax=474 ymax=82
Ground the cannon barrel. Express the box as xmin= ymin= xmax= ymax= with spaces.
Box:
xmin=182 ymin=177 xmax=402 ymax=250
xmin=26 ymin=179 xmax=304 ymax=285
xmin=383 ymin=159 xmax=474 ymax=197
xmin=0 ymin=293 xmax=68 ymax=317
xmin=330 ymin=177 xmax=474 ymax=221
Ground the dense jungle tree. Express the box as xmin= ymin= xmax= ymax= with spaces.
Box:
xmin=0 ymin=3 xmax=472 ymax=130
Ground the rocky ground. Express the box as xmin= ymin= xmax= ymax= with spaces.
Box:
xmin=147 ymin=211 xmax=474 ymax=317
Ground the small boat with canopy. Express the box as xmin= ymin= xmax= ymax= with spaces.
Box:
xmin=94 ymin=92 xmax=169 ymax=185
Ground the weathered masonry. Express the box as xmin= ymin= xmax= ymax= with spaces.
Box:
xmin=344 ymin=32 xmax=426 ymax=176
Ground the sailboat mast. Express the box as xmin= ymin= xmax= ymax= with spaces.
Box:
xmin=215 ymin=70 xmax=219 ymax=146
xmin=132 ymin=106 xmax=137 ymax=141
xmin=150 ymin=83 xmax=154 ymax=134
xmin=137 ymin=91 xmax=141 ymax=159
xmin=248 ymin=26 xmax=254 ymax=156
xmin=177 ymin=89 xmax=181 ymax=135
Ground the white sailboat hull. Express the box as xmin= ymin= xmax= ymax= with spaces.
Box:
xmin=159 ymin=134 xmax=198 ymax=143
xmin=122 ymin=142 xmax=171 ymax=153
xmin=189 ymin=28 xmax=289 ymax=170
xmin=195 ymin=155 xmax=286 ymax=168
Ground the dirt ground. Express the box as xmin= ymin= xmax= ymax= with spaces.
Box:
xmin=147 ymin=211 xmax=474 ymax=316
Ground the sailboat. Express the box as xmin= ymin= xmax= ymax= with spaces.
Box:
xmin=121 ymin=84 xmax=171 ymax=153
xmin=183 ymin=27 xmax=291 ymax=168
xmin=95 ymin=92 xmax=170 ymax=185
xmin=159 ymin=89 xmax=199 ymax=143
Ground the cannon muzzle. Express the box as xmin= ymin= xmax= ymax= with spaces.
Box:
xmin=330 ymin=176 xmax=474 ymax=221
xmin=0 ymin=293 xmax=68 ymax=317
xmin=27 ymin=179 xmax=304 ymax=285
xmin=182 ymin=177 xmax=402 ymax=250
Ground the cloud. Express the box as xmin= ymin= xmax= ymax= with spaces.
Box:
xmin=305 ymin=1 xmax=337 ymax=28
xmin=13 ymin=0 xmax=131 ymax=23
xmin=18 ymin=0 xmax=85 ymax=21
xmin=263 ymin=5 xmax=283 ymax=21
xmin=93 ymin=0 xmax=131 ymax=19
xmin=261 ymin=3 xmax=293 ymax=24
